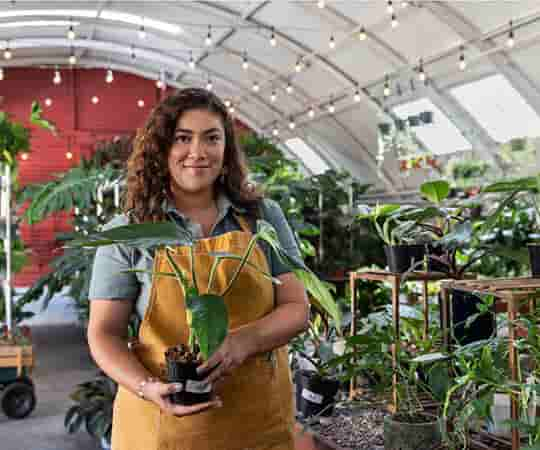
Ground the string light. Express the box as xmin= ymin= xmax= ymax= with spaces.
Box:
xmin=270 ymin=90 xmax=277 ymax=102
xmin=358 ymin=26 xmax=367 ymax=41
xmin=138 ymin=25 xmax=146 ymax=40
xmin=272 ymin=127 xmax=279 ymax=136
xmin=228 ymin=103 xmax=235 ymax=114
xmin=459 ymin=46 xmax=466 ymax=71
xmin=105 ymin=69 xmax=114 ymax=83
xmin=383 ymin=75 xmax=391 ymax=97
xmin=44 ymin=98 xmax=52 ymax=107
xmin=69 ymin=48 xmax=77 ymax=65
xmin=189 ymin=51 xmax=195 ymax=69
xmin=53 ymin=69 xmax=61 ymax=84
xmin=206 ymin=78 xmax=213 ymax=91
xmin=91 ymin=96 xmax=99 ymax=104
xmin=67 ymin=23 xmax=76 ymax=40
xmin=156 ymin=79 xmax=163 ymax=89
xmin=401 ymin=1 xmax=409 ymax=7
xmin=295 ymin=57 xmax=303 ymax=72
xmin=205 ymin=25 xmax=213 ymax=46
xmin=317 ymin=0 xmax=325 ymax=8
xmin=0 ymin=67 xmax=3 ymax=80
xmin=329 ymin=35 xmax=335 ymax=49
xmin=289 ymin=118 xmax=296 ymax=130
xmin=354 ymin=89 xmax=361 ymax=102
xmin=224 ymin=99 xmax=231 ymax=108
xmin=270 ymin=27 xmax=277 ymax=47
xmin=327 ymin=100 xmax=335 ymax=113
xmin=387 ymin=1 xmax=394 ymax=14
xmin=66 ymin=151 xmax=73 ymax=160
xmin=4 ymin=43 xmax=12 ymax=60
xmin=391 ymin=14 xmax=399 ymax=28
xmin=507 ymin=20 xmax=515 ymax=48
xmin=21 ymin=152 xmax=28 ymax=160
xmin=418 ymin=58 xmax=426 ymax=82
xmin=242 ymin=51 xmax=249 ymax=70
xmin=308 ymin=106 xmax=315 ymax=118
xmin=137 ymin=99 xmax=145 ymax=108
xmin=252 ymin=81 xmax=260 ymax=92
xmin=286 ymin=82 xmax=293 ymax=94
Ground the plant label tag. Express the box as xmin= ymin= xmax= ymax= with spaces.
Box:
xmin=185 ymin=379 xmax=212 ymax=394
xmin=301 ymin=388 xmax=323 ymax=405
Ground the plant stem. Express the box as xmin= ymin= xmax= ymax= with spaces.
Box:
xmin=207 ymin=257 xmax=221 ymax=294
xmin=220 ymin=233 xmax=259 ymax=297
xmin=189 ymin=246 xmax=198 ymax=294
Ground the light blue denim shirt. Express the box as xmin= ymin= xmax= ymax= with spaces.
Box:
xmin=88 ymin=195 xmax=305 ymax=320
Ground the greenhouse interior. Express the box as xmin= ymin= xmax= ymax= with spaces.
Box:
xmin=2 ymin=1 xmax=540 ymax=450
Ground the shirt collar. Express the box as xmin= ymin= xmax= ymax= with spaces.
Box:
xmin=165 ymin=192 xmax=246 ymax=224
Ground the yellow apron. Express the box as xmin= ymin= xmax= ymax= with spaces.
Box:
xmin=111 ymin=216 xmax=295 ymax=450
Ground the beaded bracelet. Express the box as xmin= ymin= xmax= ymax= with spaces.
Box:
xmin=137 ymin=376 xmax=157 ymax=400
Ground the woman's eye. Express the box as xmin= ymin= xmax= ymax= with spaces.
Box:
xmin=208 ymin=135 xmax=221 ymax=144
xmin=176 ymin=135 xmax=191 ymax=144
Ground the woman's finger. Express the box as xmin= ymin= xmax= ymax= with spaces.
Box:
xmin=168 ymin=398 xmax=223 ymax=417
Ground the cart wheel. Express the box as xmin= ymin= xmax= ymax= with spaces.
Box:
xmin=1 ymin=382 xmax=36 ymax=419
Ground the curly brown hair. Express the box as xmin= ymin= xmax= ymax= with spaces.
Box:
xmin=125 ymin=88 xmax=262 ymax=223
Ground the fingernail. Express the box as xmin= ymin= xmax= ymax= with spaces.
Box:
xmin=173 ymin=383 xmax=183 ymax=392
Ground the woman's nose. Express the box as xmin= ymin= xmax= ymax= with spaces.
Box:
xmin=189 ymin=137 xmax=207 ymax=157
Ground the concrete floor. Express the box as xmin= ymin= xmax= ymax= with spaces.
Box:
xmin=0 ymin=325 xmax=101 ymax=450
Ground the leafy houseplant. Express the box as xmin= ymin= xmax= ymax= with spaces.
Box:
xmin=71 ymin=219 xmax=341 ymax=405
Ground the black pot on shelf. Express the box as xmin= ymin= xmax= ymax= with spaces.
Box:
xmin=166 ymin=359 xmax=212 ymax=405
xmin=528 ymin=244 xmax=540 ymax=277
xmin=294 ymin=370 xmax=339 ymax=418
xmin=384 ymin=244 xmax=425 ymax=273
xmin=443 ymin=289 xmax=496 ymax=346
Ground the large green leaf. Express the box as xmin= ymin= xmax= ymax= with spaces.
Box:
xmin=482 ymin=176 xmax=538 ymax=193
xmin=186 ymin=293 xmax=228 ymax=360
xmin=395 ymin=206 xmax=446 ymax=222
xmin=69 ymin=222 xmax=193 ymax=249
xmin=420 ymin=180 xmax=450 ymax=204
xmin=438 ymin=221 xmax=472 ymax=250
xmin=30 ymin=101 xmax=57 ymax=134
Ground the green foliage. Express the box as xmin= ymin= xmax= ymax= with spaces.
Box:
xmin=420 ymin=180 xmax=450 ymax=204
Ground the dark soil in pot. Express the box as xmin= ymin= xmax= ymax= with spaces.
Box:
xmin=529 ymin=244 xmax=540 ymax=277
xmin=295 ymin=370 xmax=339 ymax=418
xmin=384 ymin=414 xmax=441 ymax=450
xmin=384 ymin=245 xmax=425 ymax=273
xmin=165 ymin=344 xmax=212 ymax=405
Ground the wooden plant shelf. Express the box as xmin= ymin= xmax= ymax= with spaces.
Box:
xmin=0 ymin=343 xmax=34 ymax=377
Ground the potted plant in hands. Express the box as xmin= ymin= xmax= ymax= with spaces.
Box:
xmin=71 ymin=219 xmax=341 ymax=405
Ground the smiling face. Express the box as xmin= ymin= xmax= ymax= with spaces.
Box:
xmin=167 ymin=108 xmax=226 ymax=199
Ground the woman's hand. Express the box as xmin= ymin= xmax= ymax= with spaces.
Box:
xmin=142 ymin=380 xmax=222 ymax=416
xmin=196 ymin=329 xmax=257 ymax=384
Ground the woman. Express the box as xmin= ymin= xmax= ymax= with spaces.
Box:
xmin=87 ymin=87 xmax=309 ymax=450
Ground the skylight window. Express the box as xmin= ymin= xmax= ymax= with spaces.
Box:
xmin=100 ymin=10 xmax=182 ymax=34
xmin=393 ymin=98 xmax=472 ymax=155
xmin=450 ymin=74 xmax=540 ymax=143
xmin=285 ymin=138 xmax=330 ymax=175
xmin=0 ymin=9 xmax=97 ymax=19
xmin=0 ymin=20 xmax=80 ymax=28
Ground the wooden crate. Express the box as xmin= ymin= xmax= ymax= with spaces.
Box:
xmin=0 ymin=344 xmax=34 ymax=378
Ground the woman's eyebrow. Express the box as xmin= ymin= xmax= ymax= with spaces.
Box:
xmin=174 ymin=127 xmax=222 ymax=135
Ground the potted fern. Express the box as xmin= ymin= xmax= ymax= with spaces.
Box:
xmin=71 ymin=218 xmax=341 ymax=405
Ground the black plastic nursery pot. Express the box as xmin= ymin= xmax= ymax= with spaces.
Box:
xmin=384 ymin=244 xmax=425 ymax=274
xmin=528 ymin=244 xmax=540 ymax=277
xmin=295 ymin=370 xmax=339 ymax=419
xmin=383 ymin=415 xmax=441 ymax=450
xmin=448 ymin=289 xmax=496 ymax=346
xmin=166 ymin=359 xmax=212 ymax=406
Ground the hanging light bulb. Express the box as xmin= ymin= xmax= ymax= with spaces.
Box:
xmin=401 ymin=1 xmax=409 ymax=7
xmin=358 ymin=26 xmax=367 ymax=41
xmin=138 ymin=25 xmax=146 ymax=40
xmin=205 ymin=25 xmax=213 ymax=46
xmin=308 ymin=106 xmax=315 ymax=118
xmin=91 ymin=96 xmax=99 ymax=104
xmin=21 ymin=152 xmax=28 ymax=160
xmin=67 ymin=24 xmax=76 ymax=40
xmin=242 ymin=51 xmax=249 ymax=70
xmin=0 ymin=67 xmax=3 ymax=81
xmin=189 ymin=51 xmax=196 ymax=69
xmin=66 ymin=151 xmax=73 ymax=160
xmin=391 ymin=14 xmax=398 ymax=28
xmin=507 ymin=20 xmax=515 ymax=48
xmin=69 ymin=50 xmax=77 ymax=65
xmin=105 ymin=69 xmax=114 ymax=83
xmin=328 ymin=100 xmax=335 ymax=113
xmin=329 ymin=35 xmax=335 ymax=49
xmin=387 ymin=1 xmax=394 ymax=14
xmin=270 ymin=27 xmax=277 ymax=47
xmin=206 ymin=78 xmax=213 ymax=91
xmin=270 ymin=90 xmax=277 ymax=102
xmin=383 ymin=75 xmax=391 ymax=97
xmin=295 ymin=57 xmax=303 ymax=72
xmin=289 ymin=118 xmax=296 ymax=130
xmin=459 ymin=46 xmax=466 ymax=71
xmin=317 ymin=0 xmax=325 ymax=8
xmin=286 ymin=82 xmax=293 ymax=94
xmin=272 ymin=127 xmax=279 ymax=136
xmin=252 ymin=81 xmax=260 ymax=92
xmin=44 ymin=98 xmax=52 ymax=107
xmin=4 ymin=43 xmax=12 ymax=60
xmin=156 ymin=79 xmax=164 ymax=89
xmin=228 ymin=104 xmax=235 ymax=114
xmin=418 ymin=58 xmax=426 ymax=82
xmin=137 ymin=99 xmax=145 ymax=108
xmin=224 ymin=99 xmax=231 ymax=108
xmin=354 ymin=89 xmax=361 ymax=102
xmin=53 ymin=69 xmax=61 ymax=85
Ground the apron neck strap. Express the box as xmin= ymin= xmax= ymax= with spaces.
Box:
xmin=234 ymin=214 xmax=253 ymax=234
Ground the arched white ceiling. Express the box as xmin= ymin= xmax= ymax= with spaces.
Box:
xmin=2 ymin=1 xmax=540 ymax=193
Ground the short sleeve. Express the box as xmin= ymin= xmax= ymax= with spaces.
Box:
xmin=88 ymin=215 xmax=140 ymax=301
xmin=260 ymin=199 xmax=306 ymax=277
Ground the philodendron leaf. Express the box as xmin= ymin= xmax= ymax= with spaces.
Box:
xmin=30 ymin=101 xmax=57 ymax=134
xmin=68 ymin=222 xmax=193 ymax=249
xmin=410 ymin=352 xmax=450 ymax=364
xmin=420 ymin=180 xmax=450 ymax=204
xmin=437 ymin=221 xmax=472 ymax=250
xmin=482 ymin=176 xmax=538 ymax=193
xmin=186 ymin=293 xmax=228 ymax=360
